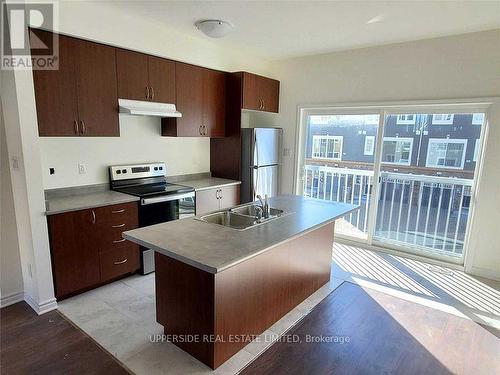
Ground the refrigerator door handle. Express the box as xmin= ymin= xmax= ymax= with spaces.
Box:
xmin=254 ymin=129 xmax=259 ymax=167
xmin=253 ymin=166 xmax=258 ymax=201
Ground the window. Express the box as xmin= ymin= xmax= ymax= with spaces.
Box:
xmin=364 ymin=136 xmax=375 ymax=156
xmin=396 ymin=114 xmax=416 ymax=125
xmin=364 ymin=115 xmax=379 ymax=125
xmin=426 ymin=139 xmax=467 ymax=169
xmin=382 ymin=137 xmax=413 ymax=165
xmin=432 ymin=114 xmax=454 ymax=125
xmin=312 ymin=135 xmax=343 ymax=160
xmin=309 ymin=115 xmax=331 ymax=125
xmin=472 ymin=113 xmax=485 ymax=125
xmin=473 ymin=139 xmax=480 ymax=162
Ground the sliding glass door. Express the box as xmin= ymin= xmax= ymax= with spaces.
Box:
xmin=297 ymin=105 xmax=487 ymax=264
xmin=373 ymin=111 xmax=484 ymax=260
xmin=300 ymin=113 xmax=380 ymax=241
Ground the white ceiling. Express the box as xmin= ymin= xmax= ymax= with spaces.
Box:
xmin=98 ymin=0 xmax=500 ymax=60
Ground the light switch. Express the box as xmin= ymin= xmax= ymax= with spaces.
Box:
xmin=78 ymin=163 xmax=86 ymax=174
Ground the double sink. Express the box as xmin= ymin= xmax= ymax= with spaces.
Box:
xmin=197 ymin=203 xmax=288 ymax=230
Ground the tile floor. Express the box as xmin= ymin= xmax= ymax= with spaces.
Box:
xmin=58 ymin=268 xmax=344 ymax=374
xmin=58 ymin=242 xmax=500 ymax=374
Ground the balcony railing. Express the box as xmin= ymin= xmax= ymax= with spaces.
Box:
xmin=303 ymin=165 xmax=473 ymax=258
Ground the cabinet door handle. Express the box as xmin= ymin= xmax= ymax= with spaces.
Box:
xmin=114 ymin=258 xmax=128 ymax=265
xmin=91 ymin=210 xmax=96 ymax=224
xmin=150 ymin=86 xmax=155 ymax=101
xmin=113 ymin=238 xmax=126 ymax=243
xmin=73 ymin=120 xmax=79 ymax=134
xmin=215 ymin=189 xmax=220 ymax=199
xmin=203 ymin=125 xmax=207 ymax=136
xmin=145 ymin=86 xmax=150 ymax=100
xmin=112 ymin=223 xmax=125 ymax=228
xmin=219 ymin=189 xmax=223 ymax=199
xmin=261 ymin=99 xmax=265 ymax=110
xmin=80 ymin=120 xmax=86 ymax=135
xmin=112 ymin=209 xmax=125 ymax=214
xmin=199 ymin=125 xmax=203 ymax=135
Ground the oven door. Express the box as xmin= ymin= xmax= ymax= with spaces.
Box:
xmin=139 ymin=192 xmax=195 ymax=226
xmin=138 ymin=192 xmax=195 ymax=274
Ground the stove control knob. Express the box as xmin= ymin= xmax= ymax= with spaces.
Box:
xmin=116 ymin=170 xmax=121 ymax=174
xmin=154 ymin=167 xmax=158 ymax=171
xmin=122 ymin=169 xmax=127 ymax=174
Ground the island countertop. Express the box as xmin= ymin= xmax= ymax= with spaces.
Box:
xmin=123 ymin=195 xmax=358 ymax=274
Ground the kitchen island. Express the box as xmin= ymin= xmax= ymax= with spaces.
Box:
xmin=123 ymin=195 xmax=358 ymax=369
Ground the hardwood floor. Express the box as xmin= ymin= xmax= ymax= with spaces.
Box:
xmin=242 ymin=282 xmax=500 ymax=375
xmin=0 ymin=302 xmax=129 ymax=375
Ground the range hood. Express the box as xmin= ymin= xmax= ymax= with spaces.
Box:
xmin=118 ymin=99 xmax=182 ymax=118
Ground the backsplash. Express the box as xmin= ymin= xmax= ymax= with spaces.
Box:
xmin=39 ymin=115 xmax=210 ymax=189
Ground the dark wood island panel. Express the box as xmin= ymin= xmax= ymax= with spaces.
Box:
xmin=154 ymin=221 xmax=334 ymax=369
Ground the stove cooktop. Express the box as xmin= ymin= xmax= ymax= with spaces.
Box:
xmin=114 ymin=183 xmax=194 ymax=198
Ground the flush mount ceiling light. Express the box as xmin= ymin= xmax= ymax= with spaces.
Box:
xmin=195 ymin=20 xmax=234 ymax=38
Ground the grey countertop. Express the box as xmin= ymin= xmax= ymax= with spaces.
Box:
xmin=123 ymin=195 xmax=358 ymax=274
xmin=45 ymin=190 xmax=139 ymax=215
xmin=44 ymin=176 xmax=239 ymax=215
xmin=176 ymin=177 xmax=241 ymax=191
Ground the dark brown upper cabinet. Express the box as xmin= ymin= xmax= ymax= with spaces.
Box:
xmin=203 ymin=68 xmax=226 ymax=137
xmin=32 ymin=29 xmax=119 ymax=137
xmin=162 ymin=63 xmax=225 ymax=137
xmin=75 ymin=39 xmax=119 ymax=136
xmin=241 ymin=72 xmax=279 ymax=113
xmin=116 ymin=49 xmax=175 ymax=103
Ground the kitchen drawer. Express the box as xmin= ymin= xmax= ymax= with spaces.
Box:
xmin=94 ymin=202 xmax=138 ymax=224
xmin=98 ymin=222 xmax=138 ymax=252
xmin=100 ymin=246 xmax=140 ymax=282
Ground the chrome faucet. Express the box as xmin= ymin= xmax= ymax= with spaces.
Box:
xmin=256 ymin=194 xmax=270 ymax=219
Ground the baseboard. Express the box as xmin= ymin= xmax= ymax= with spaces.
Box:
xmin=468 ymin=266 xmax=500 ymax=282
xmin=24 ymin=294 xmax=58 ymax=315
xmin=0 ymin=291 xmax=24 ymax=308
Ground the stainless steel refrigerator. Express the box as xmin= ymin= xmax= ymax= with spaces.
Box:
xmin=241 ymin=128 xmax=282 ymax=203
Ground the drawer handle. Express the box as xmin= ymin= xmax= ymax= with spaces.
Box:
xmin=113 ymin=238 xmax=126 ymax=243
xmin=112 ymin=223 xmax=126 ymax=228
xmin=114 ymin=258 xmax=128 ymax=265
xmin=112 ymin=209 xmax=125 ymax=214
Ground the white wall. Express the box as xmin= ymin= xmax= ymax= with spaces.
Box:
xmin=0 ymin=95 xmax=24 ymax=307
xmin=40 ymin=116 xmax=210 ymax=189
xmin=57 ymin=1 xmax=270 ymax=74
xmin=1 ymin=65 xmax=57 ymax=313
xmin=269 ymin=30 xmax=500 ymax=279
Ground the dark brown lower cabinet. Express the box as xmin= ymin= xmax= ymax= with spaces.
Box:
xmin=48 ymin=209 xmax=101 ymax=298
xmin=48 ymin=202 xmax=140 ymax=299
xmin=155 ymin=221 xmax=334 ymax=369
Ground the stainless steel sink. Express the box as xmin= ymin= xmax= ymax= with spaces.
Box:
xmin=197 ymin=204 xmax=290 ymax=231
xmin=230 ymin=204 xmax=284 ymax=218
xmin=199 ymin=211 xmax=257 ymax=230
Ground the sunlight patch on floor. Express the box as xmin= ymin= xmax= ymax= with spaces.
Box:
xmin=332 ymin=242 xmax=500 ymax=328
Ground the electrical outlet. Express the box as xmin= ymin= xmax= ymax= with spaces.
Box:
xmin=78 ymin=163 xmax=86 ymax=174
xmin=12 ymin=156 xmax=20 ymax=170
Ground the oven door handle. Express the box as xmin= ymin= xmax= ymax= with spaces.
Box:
xmin=141 ymin=192 xmax=194 ymax=205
